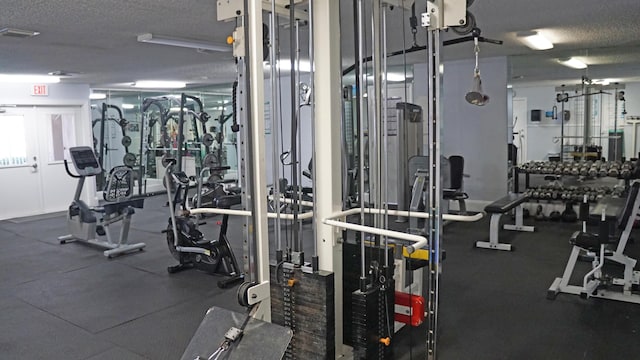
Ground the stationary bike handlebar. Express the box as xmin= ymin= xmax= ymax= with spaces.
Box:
xmin=63 ymin=159 xmax=83 ymax=179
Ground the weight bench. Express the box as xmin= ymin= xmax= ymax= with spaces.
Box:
xmin=475 ymin=193 xmax=534 ymax=251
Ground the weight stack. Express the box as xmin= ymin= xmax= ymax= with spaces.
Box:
xmin=352 ymin=284 xmax=394 ymax=360
xmin=270 ymin=263 xmax=335 ymax=359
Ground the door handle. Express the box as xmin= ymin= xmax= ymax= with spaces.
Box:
xmin=32 ymin=163 xmax=38 ymax=169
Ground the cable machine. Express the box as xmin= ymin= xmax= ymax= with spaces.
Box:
xmin=181 ymin=2 xmax=483 ymax=360
xmin=555 ymin=78 xmax=626 ymax=162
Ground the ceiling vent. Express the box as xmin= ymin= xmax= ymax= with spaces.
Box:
xmin=0 ymin=28 xmax=40 ymax=38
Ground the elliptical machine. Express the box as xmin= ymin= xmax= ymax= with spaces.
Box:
xmin=58 ymin=146 xmax=145 ymax=258
xmin=163 ymin=158 xmax=243 ymax=288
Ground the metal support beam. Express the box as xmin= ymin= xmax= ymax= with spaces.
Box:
xmin=313 ymin=0 xmax=344 ymax=356
xmin=245 ymin=0 xmax=271 ymax=321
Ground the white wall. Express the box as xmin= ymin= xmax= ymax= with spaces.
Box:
xmin=415 ymin=57 xmax=509 ymax=202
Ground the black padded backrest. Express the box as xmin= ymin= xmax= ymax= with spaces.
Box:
xmin=104 ymin=166 xmax=133 ymax=202
xmin=448 ymin=155 xmax=464 ymax=190
xmin=618 ymin=182 xmax=640 ymax=230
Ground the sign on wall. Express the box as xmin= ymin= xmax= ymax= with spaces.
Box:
xmin=31 ymin=84 xmax=48 ymax=96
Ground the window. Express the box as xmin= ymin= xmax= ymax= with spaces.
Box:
xmin=49 ymin=114 xmax=76 ymax=162
xmin=0 ymin=115 xmax=27 ymax=167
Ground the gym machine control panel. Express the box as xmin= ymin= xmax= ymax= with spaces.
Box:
xmin=69 ymin=146 xmax=102 ymax=176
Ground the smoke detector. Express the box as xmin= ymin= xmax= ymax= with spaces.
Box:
xmin=0 ymin=28 xmax=40 ymax=38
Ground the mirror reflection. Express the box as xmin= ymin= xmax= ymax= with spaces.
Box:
xmin=90 ymin=88 xmax=237 ymax=196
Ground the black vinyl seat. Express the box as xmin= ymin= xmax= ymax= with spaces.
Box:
xmin=484 ymin=193 xmax=528 ymax=213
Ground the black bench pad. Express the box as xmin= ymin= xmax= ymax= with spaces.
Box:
xmin=485 ymin=194 xmax=528 ymax=213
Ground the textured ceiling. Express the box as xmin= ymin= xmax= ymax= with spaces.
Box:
xmin=0 ymin=0 xmax=639 ymax=88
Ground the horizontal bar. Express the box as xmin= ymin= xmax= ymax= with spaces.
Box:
xmin=323 ymin=218 xmax=426 ymax=254
xmin=326 ymin=207 xmax=484 ymax=222
xmin=189 ymin=207 xmax=313 ymax=220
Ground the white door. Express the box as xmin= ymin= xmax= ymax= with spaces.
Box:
xmin=0 ymin=106 xmax=82 ymax=220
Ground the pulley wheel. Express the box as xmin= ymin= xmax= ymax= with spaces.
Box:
xmin=123 ymin=153 xmax=137 ymax=167
xmin=451 ymin=11 xmax=476 ymax=35
xmin=161 ymin=154 xmax=176 ymax=168
xmin=202 ymin=133 xmax=215 ymax=147
xmin=203 ymin=153 xmax=219 ymax=169
xmin=237 ymin=281 xmax=257 ymax=308
xmin=121 ymin=135 xmax=132 ymax=148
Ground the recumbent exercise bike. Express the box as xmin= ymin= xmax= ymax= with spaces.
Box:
xmin=58 ymin=146 xmax=145 ymax=258
xmin=163 ymin=159 xmax=243 ymax=289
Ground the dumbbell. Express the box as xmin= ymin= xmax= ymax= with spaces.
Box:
xmin=598 ymin=166 xmax=608 ymax=177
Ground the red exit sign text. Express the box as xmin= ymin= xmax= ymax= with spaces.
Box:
xmin=31 ymin=84 xmax=49 ymax=96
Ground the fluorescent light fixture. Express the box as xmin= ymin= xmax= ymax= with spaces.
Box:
xmin=558 ymin=57 xmax=587 ymax=69
xmin=517 ymin=31 xmax=553 ymax=50
xmin=0 ymin=74 xmax=60 ymax=83
xmin=122 ymin=104 xmax=136 ymax=110
xmin=133 ymin=80 xmax=186 ymax=89
xmin=137 ymin=33 xmax=231 ymax=52
xmin=89 ymin=93 xmax=107 ymax=100
xmin=592 ymin=79 xmax=610 ymax=86
xmin=265 ymin=60 xmax=312 ymax=73
xmin=0 ymin=27 xmax=40 ymax=38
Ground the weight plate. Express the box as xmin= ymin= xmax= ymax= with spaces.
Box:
xmin=202 ymin=133 xmax=215 ymax=147
xmin=199 ymin=112 xmax=211 ymax=123
xmin=121 ymin=135 xmax=132 ymax=148
xmin=161 ymin=154 xmax=176 ymax=168
xmin=203 ymin=153 xmax=219 ymax=169
xmin=123 ymin=153 xmax=136 ymax=167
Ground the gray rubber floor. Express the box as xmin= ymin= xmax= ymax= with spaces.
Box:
xmin=1 ymin=195 xmax=640 ymax=360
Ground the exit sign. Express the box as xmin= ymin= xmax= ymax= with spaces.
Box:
xmin=31 ymin=84 xmax=48 ymax=96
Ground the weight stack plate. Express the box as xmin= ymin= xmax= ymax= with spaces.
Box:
xmin=343 ymin=242 xmax=395 ymax=347
xmin=352 ymin=284 xmax=394 ymax=360
xmin=270 ymin=264 xmax=335 ymax=359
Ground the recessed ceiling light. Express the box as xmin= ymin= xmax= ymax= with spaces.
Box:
xmin=558 ymin=57 xmax=587 ymax=69
xmin=0 ymin=27 xmax=40 ymax=38
xmin=48 ymin=70 xmax=75 ymax=76
xmin=516 ymin=31 xmax=553 ymax=50
xmin=133 ymin=80 xmax=186 ymax=89
xmin=0 ymin=74 xmax=60 ymax=83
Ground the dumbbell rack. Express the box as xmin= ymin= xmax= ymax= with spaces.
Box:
xmin=514 ymin=160 xmax=638 ymax=206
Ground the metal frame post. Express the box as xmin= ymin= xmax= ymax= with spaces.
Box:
xmin=313 ymin=0 xmax=344 ymax=355
xmin=244 ymin=0 xmax=271 ymax=320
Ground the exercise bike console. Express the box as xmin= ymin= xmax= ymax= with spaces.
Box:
xmin=68 ymin=146 xmax=102 ymax=177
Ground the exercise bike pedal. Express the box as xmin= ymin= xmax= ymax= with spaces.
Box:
xmin=218 ymin=274 xmax=244 ymax=289
xmin=168 ymin=264 xmax=190 ymax=274
xmin=96 ymin=225 xmax=106 ymax=236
